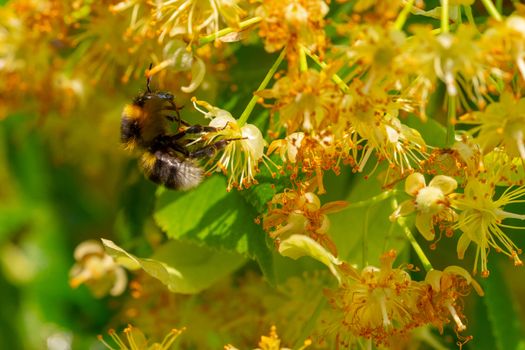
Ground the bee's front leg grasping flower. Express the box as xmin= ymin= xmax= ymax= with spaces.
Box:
xmin=192 ymin=98 xmax=271 ymax=190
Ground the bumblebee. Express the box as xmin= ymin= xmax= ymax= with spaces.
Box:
xmin=121 ymin=75 xmax=231 ymax=190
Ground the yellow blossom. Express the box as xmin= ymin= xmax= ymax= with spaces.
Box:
xmin=267 ymin=131 xmax=352 ymax=193
xmin=462 ymin=92 xmax=525 ymax=160
xmin=348 ymin=0 xmax=404 ymax=24
xmin=255 ymin=0 xmax=328 ymax=64
xmin=402 ymin=25 xmax=501 ymax=110
xmin=69 ymin=240 xmax=128 ymax=298
xmin=328 ymin=250 xmax=420 ymax=347
xmin=483 ymin=15 xmax=525 ymax=81
xmin=451 ymin=175 xmax=525 ymax=277
xmin=340 ymin=84 xmax=427 ymax=176
xmin=262 ymin=188 xmax=347 ymax=255
xmin=390 ymin=173 xmax=458 ymax=241
xmin=98 ymin=325 xmax=184 ymax=350
xmin=225 ymin=325 xmax=311 ymax=350
xmin=258 ymin=69 xmax=342 ymax=133
xmin=417 ymin=266 xmax=483 ymax=333
xmin=151 ymin=0 xmax=247 ymax=42
xmin=340 ymin=25 xmax=406 ymax=92
xmin=192 ymin=98 xmax=268 ymax=190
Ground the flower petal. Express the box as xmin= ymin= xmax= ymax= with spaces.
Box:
xmin=443 ymin=266 xmax=484 ymax=296
xmin=389 ymin=200 xmax=416 ymax=221
xmin=428 ymin=175 xmax=457 ymax=194
xmin=415 ymin=213 xmax=435 ymax=241
xmin=405 ymin=173 xmax=426 ymax=196
xmin=279 ymin=234 xmax=342 ymax=284
xmin=424 ymin=269 xmax=443 ymax=292
xmin=456 ymin=233 xmax=471 ymax=259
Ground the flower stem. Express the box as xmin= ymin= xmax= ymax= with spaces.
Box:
xmin=464 ymin=5 xmax=477 ymax=27
xmin=363 ymin=207 xmax=370 ymax=266
xmin=302 ymin=46 xmax=349 ymax=93
xmin=446 ymin=96 xmax=456 ymax=147
xmin=401 ymin=221 xmax=434 ymax=272
xmin=390 ymin=197 xmax=434 ymax=272
xmin=198 ymin=16 xmax=262 ymax=47
xmin=237 ymin=49 xmax=286 ymax=126
xmin=496 ymin=0 xmax=502 ymax=12
xmin=299 ymin=46 xmax=308 ymax=72
xmin=394 ymin=0 xmax=416 ymax=30
xmin=441 ymin=0 xmax=450 ymax=33
xmin=343 ymin=190 xmax=398 ymax=209
xmin=480 ymin=0 xmax=502 ymax=21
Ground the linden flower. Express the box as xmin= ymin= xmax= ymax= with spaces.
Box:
xmin=267 ymin=131 xmax=352 ymax=193
xmin=255 ymin=0 xmax=329 ymax=57
xmin=390 ymin=173 xmax=458 ymax=241
xmin=72 ymin=3 xmax=156 ymax=84
xmin=98 ymin=325 xmax=184 ymax=350
xmin=404 ymin=25 xmax=501 ymax=109
xmin=262 ymin=188 xmax=347 ymax=255
xmin=417 ymin=266 xmax=483 ymax=333
xmin=343 ymin=25 xmax=406 ymax=92
xmin=423 ymin=138 xmax=483 ymax=179
xmin=225 ymin=325 xmax=311 ymax=350
xmin=329 ymin=250 xmax=420 ymax=347
xmin=463 ymin=92 xmax=525 ymax=160
xmin=69 ymin=240 xmax=127 ymax=298
xmin=154 ymin=0 xmax=246 ymax=41
xmin=349 ymin=0 xmax=404 ymax=24
xmin=451 ymin=176 xmax=525 ymax=277
xmin=258 ymin=69 xmax=342 ymax=133
xmin=483 ymin=15 xmax=525 ymax=81
xmin=192 ymin=98 xmax=267 ymax=190
xmin=340 ymin=82 xmax=427 ymax=176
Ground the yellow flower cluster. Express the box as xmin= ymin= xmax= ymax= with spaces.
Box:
xmin=328 ymin=251 xmax=483 ymax=347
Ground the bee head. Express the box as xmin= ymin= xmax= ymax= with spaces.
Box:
xmin=133 ymin=65 xmax=175 ymax=107
xmin=133 ymin=91 xmax=174 ymax=107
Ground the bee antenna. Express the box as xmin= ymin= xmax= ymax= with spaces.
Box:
xmin=146 ymin=63 xmax=153 ymax=93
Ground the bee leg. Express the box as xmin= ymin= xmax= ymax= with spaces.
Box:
xmin=150 ymin=135 xmax=191 ymax=156
xmin=183 ymin=125 xmax=219 ymax=134
xmin=188 ymin=138 xmax=245 ymax=158
xmin=165 ymin=102 xmax=186 ymax=123
xmin=167 ymin=125 xmax=220 ymax=142
xmin=165 ymin=114 xmax=190 ymax=127
xmin=163 ymin=102 xmax=189 ymax=127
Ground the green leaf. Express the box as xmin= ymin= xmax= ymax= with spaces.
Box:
xmin=480 ymin=261 xmax=525 ymax=350
xmin=239 ymin=162 xmax=290 ymax=214
xmin=329 ymin=169 xmax=408 ymax=267
xmin=405 ymin=114 xmax=447 ymax=148
xmin=154 ymin=175 xmax=275 ymax=283
xmin=102 ymin=238 xmax=246 ymax=294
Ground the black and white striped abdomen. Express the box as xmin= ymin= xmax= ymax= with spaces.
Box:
xmin=147 ymin=151 xmax=203 ymax=190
